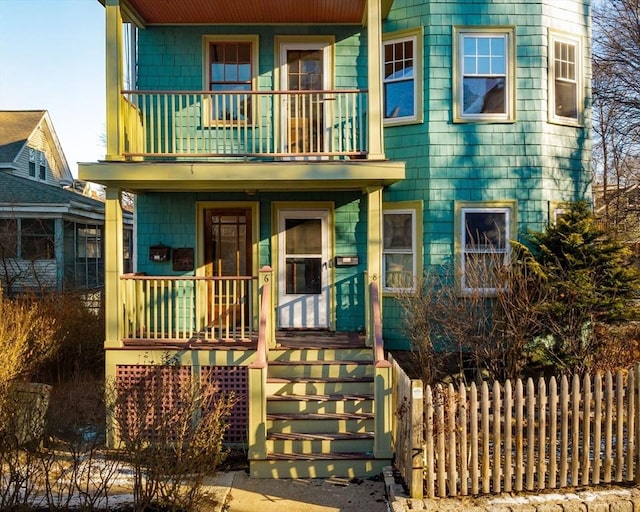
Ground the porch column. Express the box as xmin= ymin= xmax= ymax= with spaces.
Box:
xmin=366 ymin=186 xmax=383 ymax=346
xmin=105 ymin=0 xmax=124 ymax=161
xmin=104 ymin=188 xmax=124 ymax=348
xmin=366 ymin=0 xmax=385 ymax=160
xmin=54 ymin=218 xmax=64 ymax=291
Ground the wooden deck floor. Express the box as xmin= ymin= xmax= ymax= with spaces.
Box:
xmin=121 ymin=330 xmax=366 ymax=350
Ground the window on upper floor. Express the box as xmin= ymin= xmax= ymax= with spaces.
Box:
xmin=203 ymin=36 xmax=259 ymax=124
xmin=28 ymin=149 xmax=47 ymax=180
xmin=456 ymin=203 xmax=515 ymax=295
xmin=38 ymin=152 xmax=46 ymax=180
xmin=454 ymin=27 xmax=515 ymax=123
xmin=383 ymin=28 xmax=423 ymax=125
xmin=549 ymin=31 xmax=582 ymax=125
xmin=382 ymin=204 xmax=422 ymax=292
xmin=28 ymin=149 xmax=37 ymax=177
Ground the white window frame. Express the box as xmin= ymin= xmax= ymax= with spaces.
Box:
xmin=453 ymin=27 xmax=515 ymax=123
xmin=382 ymin=28 xmax=423 ymax=126
xmin=382 ymin=205 xmax=421 ymax=293
xmin=38 ymin=151 xmax=46 ymax=181
xmin=28 ymin=148 xmax=37 ymax=178
xmin=457 ymin=203 xmax=515 ymax=295
xmin=549 ymin=31 xmax=582 ymax=126
xmin=202 ymin=35 xmax=259 ymax=125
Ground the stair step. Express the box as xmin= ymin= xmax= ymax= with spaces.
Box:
xmin=269 ymin=348 xmax=372 ymax=361
xmin=266 ymin=451 xmax=375 ymax=461
xmin=267 ymin=376 xmax=374 ymax=383
xmin=266 ymin=432 xmax=375 ymax=454
xmin=267 ymin=411 xmax=374 ymax=421
xmin=249 ymin=457 xmax=391 ymax=478
xmin=268 ymin=432 xmax=373 ymax=441
xmin=269 ymin=359 xmax=370 ymax=366
xmin=268 ymin=393 xmax=374 ymax=401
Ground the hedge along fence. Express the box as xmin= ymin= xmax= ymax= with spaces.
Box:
xmin=390 ymin=356 xmax=640 ymax=499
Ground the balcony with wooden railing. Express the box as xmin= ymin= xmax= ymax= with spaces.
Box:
xmin=120 ymin=273 xmax=257 ymax=347
xmin=120 ymin=89 xmax=368 ymax=161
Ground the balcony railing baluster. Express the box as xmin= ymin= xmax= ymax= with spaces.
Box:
xmin=121 ymin=89 xmax=367 ymax=160
xmin=120 ymin=274 xmax=256 ymax=344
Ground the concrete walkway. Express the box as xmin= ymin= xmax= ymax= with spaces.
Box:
xmin=203 ymin=470 xmax=389 ymax=512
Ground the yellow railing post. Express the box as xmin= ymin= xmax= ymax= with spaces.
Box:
xmin=259 ymin=266 xmax=275 ymax=348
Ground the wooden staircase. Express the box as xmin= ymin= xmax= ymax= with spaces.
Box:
xmin=248 ymin=336 xmax=392 ymax=478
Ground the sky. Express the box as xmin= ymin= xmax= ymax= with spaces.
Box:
xmin=0 ymin=0 xmax=106 ymax=178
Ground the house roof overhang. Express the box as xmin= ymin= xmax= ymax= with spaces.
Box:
xmin=78 ymin=160 xmax=405 ymax=194
xmin=102 ymin=0 xmax=395 ymax=26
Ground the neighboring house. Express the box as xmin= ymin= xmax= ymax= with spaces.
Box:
xmin=80 ymin=0 xmax=592 ymax=478
xmin=594 ymin=183 xmax=640 ymax=264
xmin=594 ymin=183 xmax=640 ymax=238
xmin=0 ymin=110 xmax=132 ymax=296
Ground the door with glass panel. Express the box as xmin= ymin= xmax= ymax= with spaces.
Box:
xmin=204 ymin=209 xmax=252 ymax=327
xmin=280 ymin=43 xmax=330 ymax=155
xmin=277 ymin=209 xmax=330 ymax=329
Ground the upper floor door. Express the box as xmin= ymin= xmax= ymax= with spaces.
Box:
xmin=279 ymin=42 xmax=331 ymax=156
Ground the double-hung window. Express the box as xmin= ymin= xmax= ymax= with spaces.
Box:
xmin=383 ymin=28 xmax=423 ymax=125
xmin=457 ymin=204 xmax=514 ymax=295
xmin=382 ymin=205 xmax=421 ymax=292
xmin=204 ymin=36 xmax=258 ymax=123
xmin=28 ymin=149 xmax=46 ymax=180
xmin=454 ymin=27 xmax=515 ymax=122
xmin=549 ymin=32 xmax=582 ymax=124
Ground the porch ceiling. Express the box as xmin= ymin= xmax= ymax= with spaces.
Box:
xmin=78 ymin=160 xmax=405 ymax=193
xmin=114 ymin=0 xmax=390 ymax=26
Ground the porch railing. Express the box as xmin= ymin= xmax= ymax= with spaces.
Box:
xmin=120 ymin=274 xmax=255 ymax=342
xmin=121 ymin=89 xmax=368 ymax=160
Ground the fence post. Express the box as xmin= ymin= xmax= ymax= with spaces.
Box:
xmin=410 ymin=379 xmax=424 ymax=499
xmin=636 ymin=363 xmax=640 ymax=484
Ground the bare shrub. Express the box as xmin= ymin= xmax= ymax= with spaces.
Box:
xmin=0 ymin=435 xmax=47 ymax=511
xmin=398 ymin=250 xmax=547 ymax=384
xmin=35 ymin=291 xmax=105 ymax=383
xmin=42 ymin=377 xmax=121 ymax=511
xmin=590 ymin=322 xmax=640 ymax=374
xmin=108 ymin=365 xmax=238 ymax=512
xmin=0 ymin=291 xmax=58 ymax=442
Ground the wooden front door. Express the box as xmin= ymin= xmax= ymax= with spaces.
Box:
xmin=204 ymin=209 xmax=252 ymax=325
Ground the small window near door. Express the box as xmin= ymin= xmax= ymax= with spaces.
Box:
xmin=383 ymin=208 xmax=418 ymax=292
xmin=203 ymin=35 xmax=258 ymax=124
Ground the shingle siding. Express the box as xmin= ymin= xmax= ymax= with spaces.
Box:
xmin=131 ymin=0 xmax=591 ymax=347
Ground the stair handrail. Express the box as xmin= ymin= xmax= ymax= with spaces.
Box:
xmin=370 ymin=279 xmax=391 ymax=369
xmin=251 ymin=266 xmax=272 ymax=369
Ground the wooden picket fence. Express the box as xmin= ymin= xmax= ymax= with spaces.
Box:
xmin=391 ymin=356 xmax=640 ymax=499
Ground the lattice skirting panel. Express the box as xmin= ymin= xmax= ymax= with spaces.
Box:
xmin=115 ymin=365 xmax=248 ymax=444
xmin=201 ymin=366 xmax=248 ymax=443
